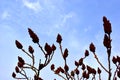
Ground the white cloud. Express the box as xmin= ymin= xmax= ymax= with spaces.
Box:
xmin=22 ymin=0 xmax=43 ymax=13
xmin=55 ymin=12 xmax=75 ymax=28
xmin=1 ymin=11 xmax=10 ymax=20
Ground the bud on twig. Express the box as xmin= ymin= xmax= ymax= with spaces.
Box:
xmin=12 ymin=72 xmax=16 ymax=78
xmin=71 ymin=71 xmax=75 ymax=77
xmin=17 ymin=62 xmax=24 ymax=68
xmin=18 ymin=56 xmax=25 ymax=65
xmin=59 ymin=67 xmax=64 ymax=73
xmin=89 ymin=43 xmax=95 ymax=53
xmin=15 ymin=66 xmax=19 ymax=73
xmin=28 ymin=28 xmax=39 ymax=43
xmin=15 ymin=40 xmax=23 ymax=49
xmin=75 ymin=61 xmax=79 ymax=67
xmin=55 ymin=68 xmax=60 ymax=74
xmin=103 ymin=16 xmax=112 ymax=34
xmin=79 ymin=58 xmax=83 ymax=66
xmin=44 ymin=43 xmax=52 ymax=55
xmin=63 ymin=48 xmax=68 ymax=59
xmin=52 ymin=44 xmax=56 ymax=51
xmin=75 ymin=68 xmax=80 ymax=75
xmin=117 ymin=56 xmax=120 ymax=64
xmin=56 ymin=34 xmax=62 ymax=44
xmin=87 ymin=65 xmax=92 ymax=74
xmin=81 ymin=64 xmax=85 ymax=70
xmin=112 ymin=56 xmax=117 ymax=64
xmin=82 ymin=71 xmax=87 ymax=78
xmin=28 ymin=46 xmax=34 ymax=54
xmin=103 ymin=34 xmax=111 ymax=48
xmin=85 ymin=50 xmax=89 ymax=57
xmin=97 ymin=67 xmax=101 ymax=74
xmin=64 ymin=64 xmax=69 ymax=72
xmin=51 ymin=64 xmax=55 ymax=71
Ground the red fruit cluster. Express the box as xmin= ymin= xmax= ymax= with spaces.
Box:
xmin=18 ymin=56 xmax=25 ymax=68
xmin=56 ymin=34 xmax=62 ymax=44
xmin=89 ymin=43 xmax=95 ymax=53
xmin=103 ymin=34 xmax=111 ymax=49
xmin=112 ymin=56 xmax=120 ymax=64
xmin=63 ymin=48 xmax=68 ymax=60
xmin=28 ymin=46 xmax=34 ymax=54
xmin=28 ymin=28 xmax=39 ymax=43
xmin=103 ymin=16 xmax=112 ymax=35
xmin=15 ymin=40 xmax=23 ymax=49
xmin=44 ymin=43 xmax=52 ymax=55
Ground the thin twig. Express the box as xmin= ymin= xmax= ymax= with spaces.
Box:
xmin=37 ymin=43 xmax=46 ymax=55
xmin=108 ymin=34 xmax=112 ymax=80
xmin=113 ymin=64 xmax=119 ymax=80
xmin=93 ymin=52 xmax=109 ymax=73
xmin=20 ymin=69 xmax=29 ymax=80
xmin=22 ymin=49 xmax=32 ymax=58
xmin=56 ymin=73 xmax=67 ymax=80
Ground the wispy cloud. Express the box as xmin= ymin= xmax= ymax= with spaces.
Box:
xmin=55 ymin=12 xmax=76 ymax=28
xmin=22 ymin=0 xmax=43 ymax=13
xmin=1 ymin=11 xmax=10 ymax=20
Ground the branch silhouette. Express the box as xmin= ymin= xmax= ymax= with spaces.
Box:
xmin=12 ymin=16 xmax=120 ymax=80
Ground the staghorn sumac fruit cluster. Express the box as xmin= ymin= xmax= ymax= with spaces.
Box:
xmin=12 ymin=28 xmax=56 ymax=80
xmin=50 ymin=34 xmax=102 ymax=80
xmin=12 ymin=16 xmax=120 ymax=80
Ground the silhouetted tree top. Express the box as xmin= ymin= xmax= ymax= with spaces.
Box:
xmin=12 ymin=16 xmax=120 ymax=80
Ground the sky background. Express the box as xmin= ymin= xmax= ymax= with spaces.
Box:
xmin=0 ymin=0 xmax=120 ymax=80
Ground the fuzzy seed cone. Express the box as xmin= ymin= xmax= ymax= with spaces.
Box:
xmin=92 ymin=68 xmax=96 ymax=74
xmin=15 ymin=40 xmax=23 ymax=49
xmin=52 ymin=44 xmax=56 ymax=51
xmin=117 ymin=56 xmax=120 ymax=64
xmin=64 ymin=64 xmax=69 ymax=72
xmin=87 ymin=65 xmax=92 ymax=74
xmin=44 ymin=43 xmax=52 ymax=55
xmin=75 ymin=68 xmax=80 ymax=75
xmin=63 ymin=48 xmax=68 ymax=59
xmin=112 ymin=56 xmax=117 ymax=64
xmin=85 ymin=50 xmax=89 ymax=57
xmin=86 ymin=73 xmax=89 ymax=79
xmin=15 ymin=66 xmax=19 ymax=73
xmin=82 ymin=71 xmax=87 ymax=78
xmin=103 ymin=16 xmax=112 ymax=34
xmin=18 ymin=62 xmax=24 ymax=68
xmin=103 ymin=34 xmax=111 ymax=48
xmin=18 ymin=56 xmax=25 ymax=64
xmin=81 ymin=64 xmax=85 ymax=70
xmin=75 ymin=61 xmax=79 ymax=67
xmin=55 ymin=68 xmax=60 ymax=74
xmin=56 ymin=34 xmax=62 ymax=44
xmin=97 ymin=67 xmax=101 ymax=74
xmin=51 ymin=64 xmax=55 ymax=70
xmin=59 ymin=67 xmax=64 ymax=73
xmin=79 ymin=58 xmax=83 ymax=65
xmin=12 ymin=72 xmax=16 ymax=78
xmin=28 ymin=46 xmax=34 ymax=54
xmin=89 ymin=43 xmax=95 ymax=53
xmin=28 ymin=28 xmax=39 ymax=43
xmin=71 ymin=71 xmax=74 ymax=77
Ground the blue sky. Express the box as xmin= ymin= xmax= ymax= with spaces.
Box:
xmin=0 ymin=0 xmax=120 ymax=80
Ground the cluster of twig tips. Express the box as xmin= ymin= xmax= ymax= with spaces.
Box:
xmin=12 ymin=28 xmax=56 ymax=80
xmin=12 ymin=16 xmax=120 ymax=80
